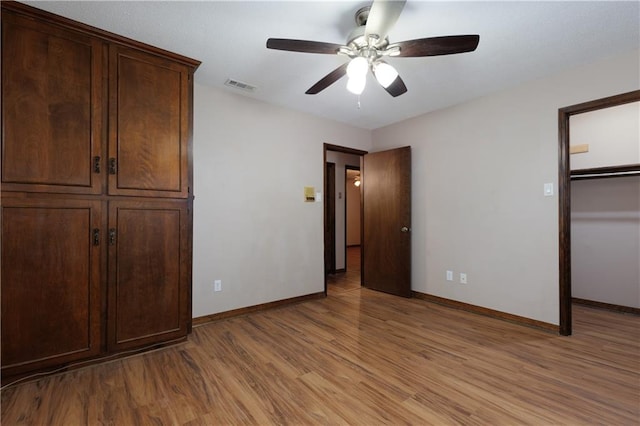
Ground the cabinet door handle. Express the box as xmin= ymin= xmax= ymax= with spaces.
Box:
xmin=93 ymin=228 xmax=100 ymax=246
xmin=109 ymin=228 xmax=116 ymax=245
xmin=93 ymin=156 xmax=101 ymax=173
xmin=109 ymin=158 xmax=117 ymax=175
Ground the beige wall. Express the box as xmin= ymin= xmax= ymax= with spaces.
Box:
xmin=371 ymin=49 xmax=639 ymax=325
xmin=192 ymin=84 xmax=371 ymax=317
xmin=571 ymin=177 xmax=640 ymax=308
xmin=570 ymin=101 xmax=640 ymax=169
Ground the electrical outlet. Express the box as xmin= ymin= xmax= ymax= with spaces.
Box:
xmin=460 ymin=273 xmax=467 ymax=284
xmin=214 ymin=279 xmax=222 ymax=292
xmin=446 ymin=270 xmax=453 ymax=281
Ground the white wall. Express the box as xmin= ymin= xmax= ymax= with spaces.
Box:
xmin=572 ymin=177 xmax=640 ymax=308
xmin=192 ymin=84 xmax=371 ymax=317
xmin=325 ymin=151 xmax=361 ymax=270
xmin=570 ymin=102 xmax=640 ymax=169
xmin=371 ymin=49 xmax=640 ymax=325
xmin=346 ymin=175 xmax=361 ymax=246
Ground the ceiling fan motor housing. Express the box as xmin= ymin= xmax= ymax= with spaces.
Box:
xmin=348 ymin=6 xmax=389 ymax=53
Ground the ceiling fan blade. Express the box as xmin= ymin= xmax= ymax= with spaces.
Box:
xmin=306 ymin=63 xmax=349 ymax=95
xmin=365 ymin=0 xmax=406 ymax=43
xmin=266 ymin=38 xmax=343 ymax=54
xmin=382 ymin=74 xmax=407 ymax=97
xmin=393 ymin=35 xmax=480 ymax=57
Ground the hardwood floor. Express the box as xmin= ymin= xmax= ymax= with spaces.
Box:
xmin=2 ymin=284 xmax=639 ymax=424
xmin=327 ymin=246 xmax=361 ymax=295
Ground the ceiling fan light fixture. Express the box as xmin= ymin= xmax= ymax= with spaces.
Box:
xmin=373 ymin=62 xmax=398 ymax=88
xmin=346 ymin=75 xmax=366 ymax=95
xmin=346 ymin=57 xmax=368 ymax=79
xmin=384 ymin=45 xmax=401 ymax=57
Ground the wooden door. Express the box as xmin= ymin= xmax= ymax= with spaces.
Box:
xmin=1 ymin=197 xmax=103 ymax=378
xmin=1 ymin=11 xmax=104 ymax=194
xmin=108 ymin=200 xmax=190 ymax=351
xmin=362 ymin=147 xmax=412 ymax=297
xmin=109 ymin=46 xmax=191 ymax=198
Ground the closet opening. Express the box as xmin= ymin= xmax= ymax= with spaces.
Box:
xmin=558 ymin=89 xmax=640 ymax=335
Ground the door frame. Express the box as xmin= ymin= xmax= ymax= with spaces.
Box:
xmin=323 ymin=143 xmax=368 ymax=295
xmin=325 ymin=162 xmax=336 ymax=274
xmin=557 ymin=89 xmax=640 ymax=336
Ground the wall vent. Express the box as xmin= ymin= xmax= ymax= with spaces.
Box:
xmin=224 ymin=78 xmax=257 ymax=92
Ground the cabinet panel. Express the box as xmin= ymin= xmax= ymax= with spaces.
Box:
xmin=1 ymin=12 xmax=104 ymax=194
xmin=108 ymin=200 xmax=190 ymax=350
xmin=109 ymin=46 xmax=190 ymax=198
xmin=1 ymin=198 xmax=102 ymax=376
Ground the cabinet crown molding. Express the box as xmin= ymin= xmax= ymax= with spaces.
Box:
xmin=2 ymin=1 xmax=201 ymax=70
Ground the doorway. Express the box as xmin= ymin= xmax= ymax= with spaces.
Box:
xmin=323 ymin=144 xmax=413 ymax=298
xmin=557 ymin=89 xmax=640 ymax=335
xmin=328 ymin=166 xmax=362 ymax=294
xmin=324 ymin=144 xmax=367 ymax=295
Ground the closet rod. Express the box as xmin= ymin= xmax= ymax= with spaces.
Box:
xmin=571 ymin=171 xmax=640 ymax=181
xmin=571 ymin=163 xmax=640 ymax=181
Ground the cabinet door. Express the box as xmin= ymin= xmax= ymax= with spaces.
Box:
xmin=1 ymin=197 xmax=103 ymax=377
xmin=109 ymin=46 xmax=191 ymax=198
xmin=108 ymin=200 xmax=190 ymax=351
xmin=1 ymin=11 xmax=105 ymax=194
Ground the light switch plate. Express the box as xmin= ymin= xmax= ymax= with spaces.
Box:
xmin=544 ymin=183 xmax=554 ymax=197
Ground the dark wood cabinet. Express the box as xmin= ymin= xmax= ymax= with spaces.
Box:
xmin=1 ymin=2 xmax=200 ymax=383
xmin=1 ymin=197 xmax=103 ymax=376
xmin=108 ymin=46 xmax=191 ymax=198
xmin=1 ymin=11 xmax=104 ymax=195
xmin=108 ymin=200 xmax=191 ymax=351
xmin=2 ymin=13 xmax=192 ymax=199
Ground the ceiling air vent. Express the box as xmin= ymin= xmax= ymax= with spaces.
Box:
xmin=224 ymin=78 xmax=257 ymax=93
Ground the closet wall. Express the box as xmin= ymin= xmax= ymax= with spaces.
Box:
xmin=570 ymin=101 xmax=640 ymax=309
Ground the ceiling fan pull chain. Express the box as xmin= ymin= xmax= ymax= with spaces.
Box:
xmin=357 ymin=95 xmax=361 ymax=110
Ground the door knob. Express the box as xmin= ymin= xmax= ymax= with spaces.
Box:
xmin=401 ymin=226 xmax=410 ymax=233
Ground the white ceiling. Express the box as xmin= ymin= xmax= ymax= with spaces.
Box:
xmin=26 ymin=1 xmax=640 ymax=130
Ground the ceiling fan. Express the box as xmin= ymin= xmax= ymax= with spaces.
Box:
xmin=266 ymin=0 xmax=479 ymax=97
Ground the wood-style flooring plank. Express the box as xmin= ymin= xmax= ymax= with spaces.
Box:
xmin=2 ymin=288 xmax=639 ymax=425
